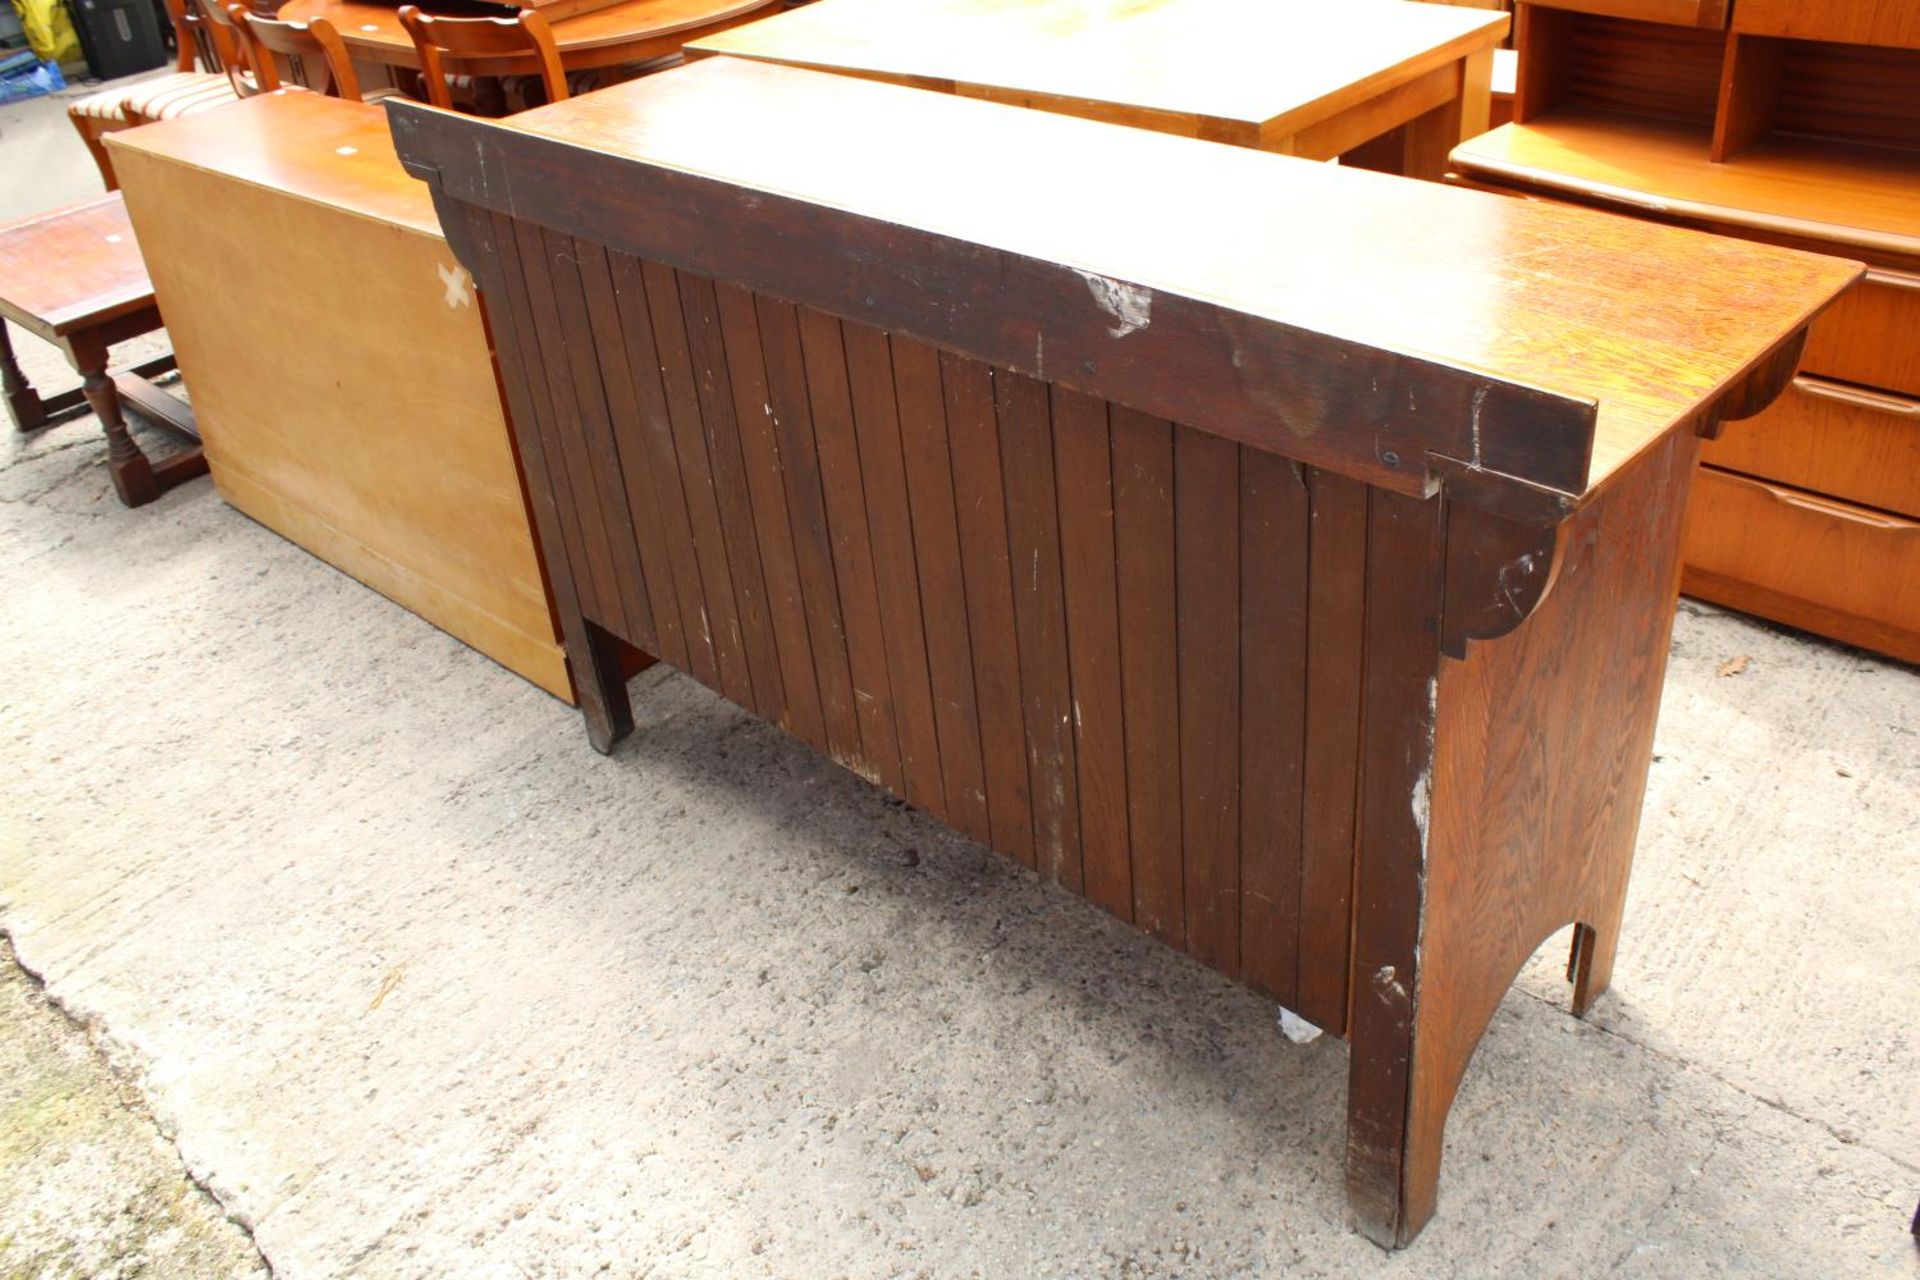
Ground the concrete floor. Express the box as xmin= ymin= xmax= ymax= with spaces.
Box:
xmin=2 ymin=79 xmax=1918 ymax=1279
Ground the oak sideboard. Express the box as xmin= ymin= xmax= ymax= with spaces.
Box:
xmin=388 ymin=56 xmax=1856 ymax=1245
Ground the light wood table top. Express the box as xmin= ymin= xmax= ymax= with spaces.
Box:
xmin=279 ymin=0 xmax=778 ymax=74
xmin=109 ymin=90 xmax=439 ymax=234
xmin=687 ymin=0 xmax=1508 ymax=165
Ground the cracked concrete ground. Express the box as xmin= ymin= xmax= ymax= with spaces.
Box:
xmin=3 ymin=79 xmax=1918 ymax=1279
xmin=0 ymin=939 xmax=268 ymax=1279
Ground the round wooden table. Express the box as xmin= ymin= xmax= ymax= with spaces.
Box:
xmin=277 ymin=0 xmax=779 ymax=76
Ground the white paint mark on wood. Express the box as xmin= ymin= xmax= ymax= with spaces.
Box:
xmin=1411 ymin=676 xmax=1437 ymax=851
xmin=1498 ymin=552 xmax=1536 ymax=618
xmin=438 ymin=263 xmax=472 ymax=309
xmin=1074 ymin=269 xmax=1152 ymax=338
xmin=1372 ymin=964 xmax=1411 ymax=1009
xmin=1276 ymin=1004 xmax=1323 ymax=1044
xmin=1469 ymin=386 xmax=1490 ymax=466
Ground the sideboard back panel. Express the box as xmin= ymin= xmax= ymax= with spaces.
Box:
xmin=474 ymin=205 xmax=1382 ymax=1034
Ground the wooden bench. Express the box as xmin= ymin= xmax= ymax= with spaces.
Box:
xmin=0 ymin=195 xmax=204 ymax=507
xmin=388 ymin=57 xmax=1856 ymax=1246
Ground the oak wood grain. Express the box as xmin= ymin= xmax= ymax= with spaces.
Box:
xmin=395 ymin=59 xmax=1854 ymax=506
xmin=685 ymin=0 xmax=1506 ymax=152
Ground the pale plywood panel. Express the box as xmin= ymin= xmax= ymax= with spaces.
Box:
xmin=113 ymin=148 xmax=569 ymax=701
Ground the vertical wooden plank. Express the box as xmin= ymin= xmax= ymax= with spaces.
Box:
xmin=1239 ymin=449 xmax=1311 ymax=1002
xmin=608 ymin=250 xmax=719 ymax=689
xmin=1112 ymin=406 xmax=1183 ymax=945
xmin=512 ymin=220 xmax=623 ymax=635
xmin=642 ymin=259 xmax=757 ymax=710
xmin=998 ymin=370 xmax=1081 ymax=890
xmin=541 ymin=228 xmax=656 ymax=653
xmin=796 ymin=305 xmax=904 ymax=792
xmin=842 ymin=319 xmax=946 ymax=816
xmin=573 ymin=239 xmax=689 ymax=673
xmin=712 ymin=281 xmax=829 ymax=752
xmin=943 ymin=352 xmax=1034 ymax=866
xmin=755 ymin=295 xmax=863 ymax=767
xmin=892 ymin=336 xmax=992 ymax=846
xmin=678 ymin=270 xmax=787 ymax=725
xmin=1174 ymin=425 xmax=1240 ymax=976
xmin=471 ymin=209 xmax=590 ymax=692
xmin=1297 ymin=467 xmax=1369 ymax=1035
xmin=1053 ymin=386 xmax=1131 ymax=921
xmin=1345 ymin=484 xmax=1446 ymax=1248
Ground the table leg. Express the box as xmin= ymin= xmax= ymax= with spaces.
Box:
xmin=71 ymin=331 xmax=161 ymax=507
xmin=1 ymin=321 xmax=50 ymax=433
xmin=1340 ymin=49 xmax=1496 ymax=180
xmin=1402 ymin=48 xmax=1494 ymax=180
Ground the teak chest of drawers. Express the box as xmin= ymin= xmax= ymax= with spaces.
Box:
xmin=1452 ymin=0 xmax=1920 ymax=663
xmin=388 ymin=57 xmax=1855 ymax=1245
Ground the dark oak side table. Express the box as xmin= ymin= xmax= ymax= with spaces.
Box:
xmin=0 ymin=194 xmax=205 ymax=507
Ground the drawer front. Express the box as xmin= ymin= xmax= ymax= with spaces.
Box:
xmin=1682 ymin=466 xmax=1920 ymax=664
xmin=1703 ymin=375 xmax=1920 ymax=518
xmin=1732 ymin=0 xmax=1920 ymax=49
xmin=1802 ymin=269 xmax=1920 ymax=400
xmin=1523 ymin=0 xmax=1729 ymax=28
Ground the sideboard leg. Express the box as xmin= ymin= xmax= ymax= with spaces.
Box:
xmin=572 ymin=618 xmax=635 ymax=754
xmin=1346 ymin=1010 xmax=1448 ymax=1249
xmin=1569 ymin=890 xmax=1625 ymax=1018
xmin=1346 ymin=433 xmax=1702 ymax=1244
xmin=1344 ymin=485 xmax=1449 ymax=1249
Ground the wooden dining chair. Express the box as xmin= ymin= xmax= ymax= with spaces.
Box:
xmin=66 ymin=0 xmax=243 ymax=187
xmin=395 ymin=5 xmax=569 ymax=112
xmin=195 ymin=0 xmax=271 ymax=98
xmin=232 ymin=6 xmax=368 ymax=100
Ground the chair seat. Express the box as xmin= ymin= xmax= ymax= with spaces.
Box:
xmin=133 ymin=75 xmax=244 ymax=122
xmin=66 ymin=70 xmax=212 ymax=124
xmin=118 ymin=71 xmax=237 ymax=121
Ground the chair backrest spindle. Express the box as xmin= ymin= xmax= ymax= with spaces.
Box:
xmin=234 ymin=7 xmax=365 ymax=99
xmin=196 ymin=0 xmax=268 ymax=95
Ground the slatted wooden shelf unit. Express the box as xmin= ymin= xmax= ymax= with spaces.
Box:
xmin=387 ymin=57 xmax=1854 ymax=1246
xmin=1460 ymin=0 xmax=1920 ymax=662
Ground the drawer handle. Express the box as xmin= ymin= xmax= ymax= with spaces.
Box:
xmin=1766 ymin=484 xmax=1913 ymax=533
xmin=1863 ymin=267 xmax=1920 ymax=294
xmin=1793 ymin=376 xmax=1920 ymax=419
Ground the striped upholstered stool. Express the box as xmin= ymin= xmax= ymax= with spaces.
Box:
xmin=68 ymin=72 xmax=241 ymax=189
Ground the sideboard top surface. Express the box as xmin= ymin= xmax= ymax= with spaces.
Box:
xmin=394 ymin=57 xmax=1859 ymax=499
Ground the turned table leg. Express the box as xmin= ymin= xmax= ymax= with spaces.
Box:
xmin=70 ymin=331 xmax=161 ymax=508
xmin=1 ymin=321 xmax=49 ymax=433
